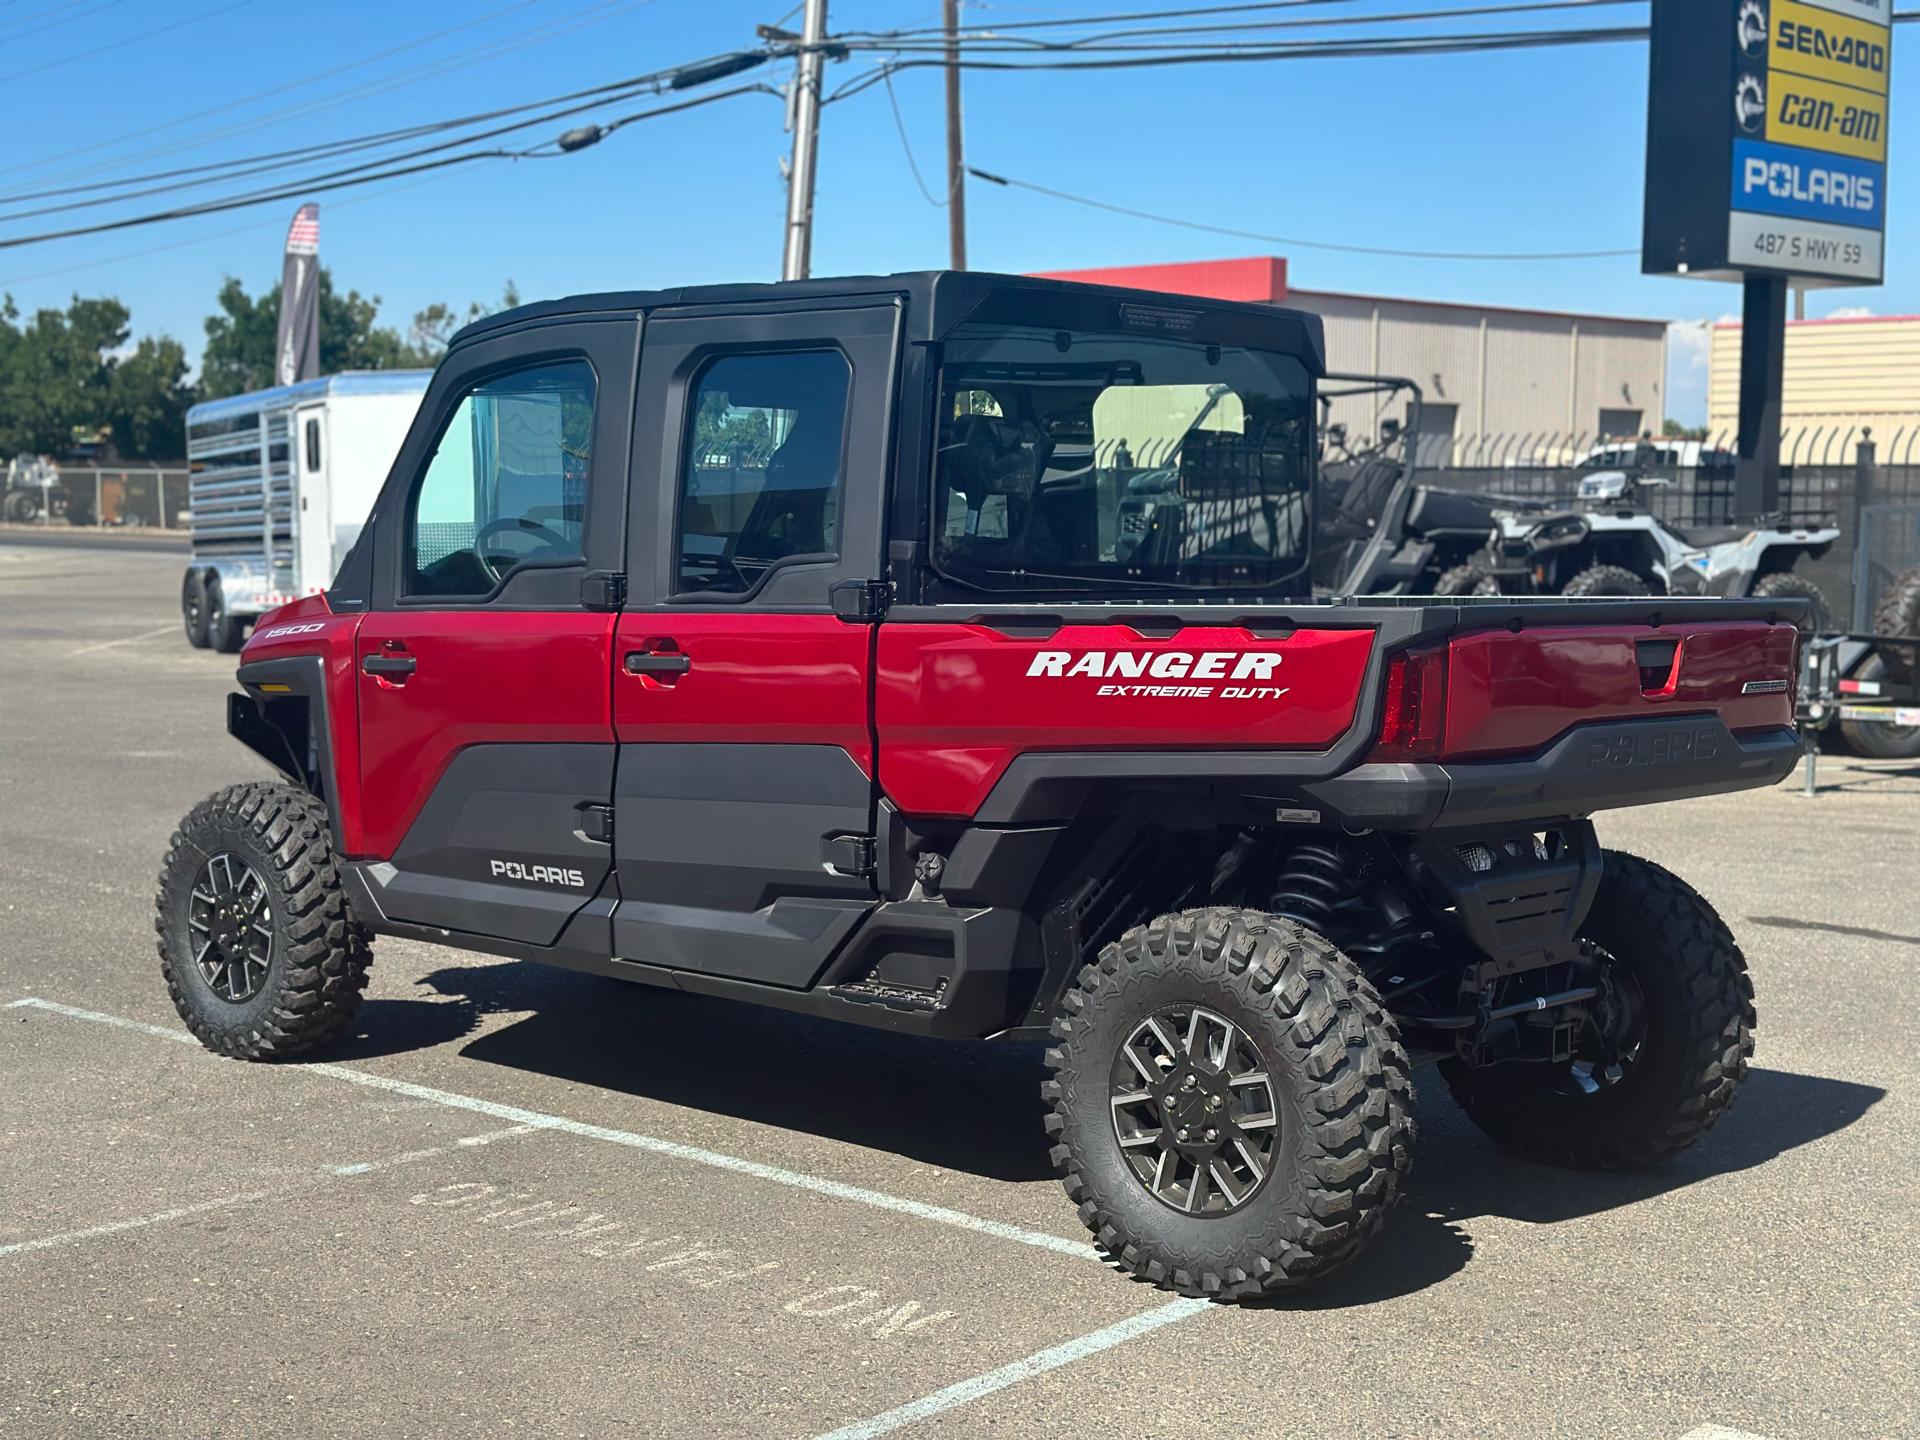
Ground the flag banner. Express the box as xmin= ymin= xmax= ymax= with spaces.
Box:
xmin=274 ymin=204 xmax=320 ymax=387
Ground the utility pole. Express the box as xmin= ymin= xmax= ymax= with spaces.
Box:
xmin=943 ymin=0 xmax=967 ymax=270
xmin=781 ymin=0 xmax=828 ymax=281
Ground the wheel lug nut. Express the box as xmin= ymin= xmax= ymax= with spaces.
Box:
xmin=1176 ymin=1127 xmax=1189 ymax=1142
xmin=1204 ymin=1128 xmax=1219 ymax=1143
xmin=1208 ymin=1095 xmax=1223 ymax=1110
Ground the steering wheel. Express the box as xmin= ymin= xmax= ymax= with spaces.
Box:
xmin=471 ymin=517 xmax=571 ymax=584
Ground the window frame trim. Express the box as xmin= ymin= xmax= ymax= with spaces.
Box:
xmin=396 ymin=352 xmax=601 ymax=607
xmin=665 ymin=343 xmax=856 ymax=606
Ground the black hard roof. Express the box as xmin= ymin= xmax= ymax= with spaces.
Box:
xmin=449 ymin=269 xmax=1326 ymax=373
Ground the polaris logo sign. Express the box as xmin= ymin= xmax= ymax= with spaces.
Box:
xmin=1027 ymin=649 xmax=1290 ymax=700
xmin=490 ymin=859 xmax=586 ymax=888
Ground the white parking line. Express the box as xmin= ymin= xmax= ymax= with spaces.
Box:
xmin=0 ymin=1192 xmax=270 ymax=1258
xmin=8 ymin=997 xmax=1102 ymax=1263
xmin=0 ymin=1124 xmax=535 ymax=1258
xmin=70 ymin=623 xmax=180 ymax=655
xmin=810 ymin=1298 xmax=1212 ymax=1440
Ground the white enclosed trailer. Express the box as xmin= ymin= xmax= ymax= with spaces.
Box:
xmin=182 ymin=370 xmax=431 ymax=650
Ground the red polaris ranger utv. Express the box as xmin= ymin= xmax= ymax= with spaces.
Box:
xmin=159 ymin=272 xmax=1802 ymax=1300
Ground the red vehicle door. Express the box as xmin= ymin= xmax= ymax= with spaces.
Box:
xmin=353 ymin=316 xmax=638 ymax=946
xmin=610 ymin=303 xmax=899 ymax=987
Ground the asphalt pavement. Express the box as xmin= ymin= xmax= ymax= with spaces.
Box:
xmin=1 ymin=537 xmax=1912 ymax=1439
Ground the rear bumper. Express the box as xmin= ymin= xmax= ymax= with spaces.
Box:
xmin=1303 ymin=716 xmax=1801 ymax=829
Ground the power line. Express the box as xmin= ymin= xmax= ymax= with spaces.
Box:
xmin=0 ymin=0 xmax=652 ymax=191
xmin=967 ymin=165 xmax=1639 ymax=259
xmin=0 ymin=0 xmax=256 ymax=84
xmin=0 ymin=85 xmax=773 ymax=252
xmin=0 ymin=0 xmax=547 ymax=186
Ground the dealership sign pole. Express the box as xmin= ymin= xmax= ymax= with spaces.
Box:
xmin=1643 ymin=0 xmax=1890 ymax=518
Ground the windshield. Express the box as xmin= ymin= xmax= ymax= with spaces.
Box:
xmin=931 ymin=325 xmax=1312 ymax=595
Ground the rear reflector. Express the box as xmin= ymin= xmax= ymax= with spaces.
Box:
xmin=1370 ymin=644 xmax=1449 ymax=762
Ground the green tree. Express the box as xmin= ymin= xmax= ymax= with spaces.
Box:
xmin=403 ymin=281 xmax=522 ymax=367
xmin=200 ymin=267 xmax=412 ymax=399
xmin=0 ymin=295 xmax=194 ymax=461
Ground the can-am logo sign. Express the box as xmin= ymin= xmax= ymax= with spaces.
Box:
xmin=1025 ymin=649 xmax=1289 ymax=700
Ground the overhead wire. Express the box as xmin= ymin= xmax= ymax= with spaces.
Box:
xmin=0 ymin=0 xmax=256 ymax=84
xmin=0 ymin=84 xmax=774 ymax=251
xmin=966 ymin=165 xmax=1638 ymax=259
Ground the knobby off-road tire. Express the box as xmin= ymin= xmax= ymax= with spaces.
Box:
xmin=1751 ymin=571 xmax=1830 ymax=634
xmin=1441 ymin=851 xmax=1754 ymax=1169
xmin=1043 ymin=908 xmax=1414 ymax=1300
xmin=1561 ymin=563 xmax=1651 ymax=598
xmin=156 ymin=782 xmax=372 ymax=1059
xmin=1433 ymin=562 xmax=1499 ymax=597
xmin=1837 ymin=566 xmax=1920 ymax=758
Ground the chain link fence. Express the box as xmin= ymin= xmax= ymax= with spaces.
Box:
xmin=1 ymin=467 xmax=191 ymax=530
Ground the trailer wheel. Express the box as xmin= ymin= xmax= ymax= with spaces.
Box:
xmin=1561 ymin=564 xmax=1650 ymax=598
xmin=1440 ymin=851 xmax=1753 ymax=1169
xmin=1044 ymin=908 xmax=1414 ymax=1300
xmin=182 ymin=571 xmax=211 ymax=649
xmin=1838 ymin=656 xmax=1920 ymax=759
xmin=156 ymin=782 xmax=372 ymax=1060
xmin=1751 ymin=572 xmax=1829 ymax=633
xmin=4 ymin=489 xmax=39 ymax=523
xmin=205 ymin=576 xmax=247 ymax=653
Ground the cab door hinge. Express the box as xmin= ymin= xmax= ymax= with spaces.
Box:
xmin=823 ymin=834 xmax=877 ymax=877
xmin=576 ymin=804 xmax=615 ymax=845
xmin=581 ymin=571 xmax=627 ymax=611
xmin=829 ymin=579 xmax=890 ymax=623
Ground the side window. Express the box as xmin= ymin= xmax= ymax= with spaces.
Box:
xmin=678 ymin=351 xmax=849 ymax=594
xmin=408 ymin=360 xmax=595 ymax=598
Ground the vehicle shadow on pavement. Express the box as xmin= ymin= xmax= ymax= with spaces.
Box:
xmin=377 ymin=961 xmax=1062 ymax=1182
xmin=1280 ymin=1064 xmax=1885 ymax=1310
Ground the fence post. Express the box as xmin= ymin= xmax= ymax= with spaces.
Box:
xmin=1850 ymin=429 xmax=1876 ymax=631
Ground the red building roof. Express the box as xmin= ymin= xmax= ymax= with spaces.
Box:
xmin=1029 ymin=256 xmax=1288 ymax=305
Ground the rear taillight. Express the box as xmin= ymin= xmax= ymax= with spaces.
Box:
xmin=1370 ymin=643 xmax=1449 ymax=762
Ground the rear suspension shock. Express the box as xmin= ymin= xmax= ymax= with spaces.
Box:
xmin=1270 ymin=843 xmax=1355 ymax=932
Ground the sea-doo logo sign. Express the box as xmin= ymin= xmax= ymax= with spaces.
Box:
xmin=490 ymin=859 xmax=586 ymax=888
xmin=1738 ymin=0 xmax=1768 ymax=57
xmin=1026 ymin=649 xmax=1289 ymax=700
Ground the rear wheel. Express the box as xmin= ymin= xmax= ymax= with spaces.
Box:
xmin=156 ymin=782 xmax=372 ymax=1059
xmin=1561 ymin=564 xmax=1651 ymax=598
xmin=4 ymin=489 xmax=40 ymax=523
xmin=1044 ymin=908 xmax=1414 ymax=1299
xmin=1751 ymin=571 xmax=1830 ymax=633
xmin=1440 ymin=851 xmax=1753 ymax=1168
xmin=205 ymin=576 xmax=247 ymax=653
xmin=1872 ymin=565 xmax=1920 ymax=637
xmin=182 ymin=571 xmax=211 ymax=649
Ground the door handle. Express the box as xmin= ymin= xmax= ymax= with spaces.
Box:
xmin=362 ymin=654 xmax=417 ymax=677
xmin=624 ymin=651 xmax=690 ymax=676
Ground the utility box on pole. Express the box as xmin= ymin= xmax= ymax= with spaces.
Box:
xmin=1642 ymin=0 xmax=1891 ymax=518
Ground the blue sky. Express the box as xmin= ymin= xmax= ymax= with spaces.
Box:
xmin=1 ymin=0 xmax=1913 ymax=424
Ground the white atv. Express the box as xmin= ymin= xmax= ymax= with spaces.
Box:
xmin=1437 ymin=471 xmax=1837 ymax=629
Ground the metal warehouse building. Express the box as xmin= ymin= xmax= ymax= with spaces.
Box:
xmin=1035 ymin=257 xmax=1670 ymax=465
xmin=1707 ymin=314 xmax=1920 ymax=465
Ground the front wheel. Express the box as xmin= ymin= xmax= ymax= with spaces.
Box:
xmin=1044 ymin=909 xmax=1414 ymax=1300
xmin=1440 ymin=851 xmax=1754 ymax=1168
xmin=156 ymin=783 xmax=372 ymax=1059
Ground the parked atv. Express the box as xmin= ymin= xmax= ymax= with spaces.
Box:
xmin=159 ymin=271 xmax=1800 ymax=1300
xmin=1314 ymin=380 xmax=1526 ymax=598
xmin=1837 ymin=564 xmax=1920 ymax=759
xmin=4 ymin=454 xmax=61 ymax=524
xmin=1443 ymin=471 xmax=1836 ymax=627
